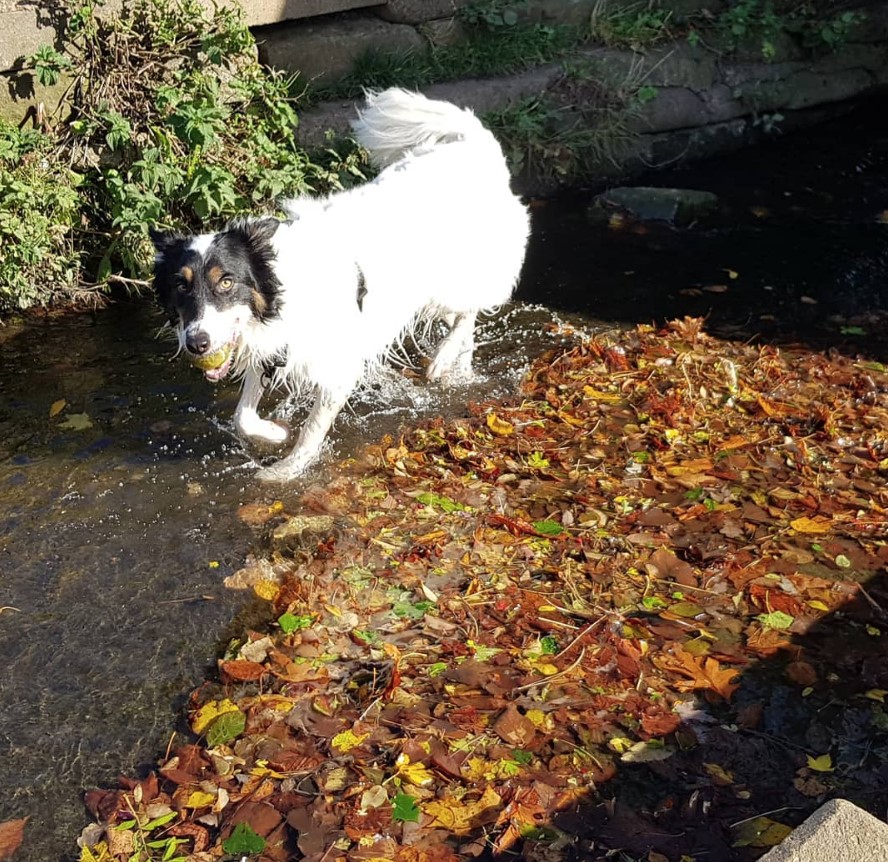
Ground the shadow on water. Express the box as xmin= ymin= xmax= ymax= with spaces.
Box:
xmin=520 ymin=97 xmax=888 ymax=359
xmin=2 ymin=99 xmax=888 ymax=860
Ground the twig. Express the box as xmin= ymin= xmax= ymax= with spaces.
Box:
xmin=729 ymin=806 xmax=802 ymax=829
xmin=856 ymin=581 xmax=886 ymax=616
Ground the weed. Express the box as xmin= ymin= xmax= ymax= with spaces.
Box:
xmin=587 ymin=1 xmax=674 ymax=51
xmin=458 ymin=0 xmax=525 ymax=30
xmin=0 ymin=121 xmax=80 ymax=309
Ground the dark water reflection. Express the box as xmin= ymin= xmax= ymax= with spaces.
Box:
xmin=2 ymin=101 xmax=888 ymax=861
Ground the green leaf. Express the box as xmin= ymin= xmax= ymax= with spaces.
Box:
xmin=222 ymin=822 xmax=266 ymax=855
xmin=392 ymin=600 xmax=433 ymax=620
xmin=205 ymin=708 xmax=246 ymax=747
xmin=540 ymin=635 xmax=559 ymax=654
xmin=392 ymin=792 xmax=420 ymax=822
xmin=511 ymin=749 xmax=533 ymax=764
xmin=427 ymin=662 xmax=447 ymax=677
xmin=533 ymin=519 xmax=563 ymax=536
xmin=757 ymin=610 xmax=794 ymax=631
xmin=642 ymin=596 xmax=667 ymax=610
xmin=278 ymin=612 xmax=312 ymax=633
xmin=416 ymin=492 xmax=466 ymax=512
xmin=669 ymin=601 xmax=704 ymax=618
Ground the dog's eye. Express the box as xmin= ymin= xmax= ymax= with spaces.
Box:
xmin=218 ymin=277 xmax=235 ymax=292
xmin=177 ymin=280 xmax=191 ymax=294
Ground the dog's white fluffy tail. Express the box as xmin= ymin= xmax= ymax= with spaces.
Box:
xmin=352 ymin=88 xmax=494 ymax=168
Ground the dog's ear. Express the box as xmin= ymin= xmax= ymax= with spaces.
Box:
xmin=148 ymin=227 xmax=184 ymax=260
xmin=245 ymin=217 xmax=281 ymax=249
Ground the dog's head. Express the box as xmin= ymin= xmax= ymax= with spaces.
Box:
xmin=150 ymin=217 xmax=283 ymax=381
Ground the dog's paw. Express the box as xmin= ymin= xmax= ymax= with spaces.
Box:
xmin=255 ymin=450 xmax=316 ymax=484
xmin=236 ymin=415 xmax=290 ymax=445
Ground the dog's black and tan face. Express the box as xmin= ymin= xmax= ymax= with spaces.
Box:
xmin=150 ymin=217 xmax=282 ymax=381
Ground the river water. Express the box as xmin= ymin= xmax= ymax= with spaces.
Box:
xmin=2 ymin=102 xmax=888 ymax=861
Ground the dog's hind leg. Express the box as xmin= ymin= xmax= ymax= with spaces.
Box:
xmin=426 ymin=311 xmax=477 ymax=383
xmin=256 ymin=384 xmax=350 ymax=483
xmin=234 ymin=367 xmax=289 ymax=445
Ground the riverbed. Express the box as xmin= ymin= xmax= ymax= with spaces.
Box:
xmin=2 ymin=101 xmax=888 ymax=861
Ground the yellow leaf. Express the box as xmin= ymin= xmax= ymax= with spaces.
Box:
xmin=608 ymin=736 xmax=634 ymax=754
xmin=331 ymin=729 xmax=368 ymax=753
xmin=184 ymin=790 xmax=215 ymax=808
xmin=724 ymin=268 xmax=739 ymax=279
xmin=806 ymin=753 xmax=834 ymax=773
xmin=533 ymin=661 xmax=559 ymax=676
xmin=191 ymin=698 xmax=239 ymax=735
xmin=582 ymin=386 xmax=622 ymax=402
xmin=808 ymin=600 xmax=830 ymax=612
xmin=252 ymin=580 xmax=281 ymax=601
xmin=395 ymin=753 xmax=435 ymax=787
xmin=865 ymin=689 xmax=888 ymax=703
xmin=486 ymin=412 xmax=514 ymax=436
xmin=49 ymin=398 xmax=66 ymax=418
xmin=208 ymin=561 xmax=220 ymax=569
xmin=704 ymin=762 xmax=734 ymax=785
xmin=790 ymin=516 xmax=832 ymax=534
xmin=462 ymin=756 xmax=494 ymax=781
xmin=525 ymin=709 xmax=554 ymax=731
xmin=423 ymin=786 xmax=502 ymax=834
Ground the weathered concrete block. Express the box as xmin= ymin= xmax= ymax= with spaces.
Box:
xmin=631 ymin=86 xmax=709 ymax=133
xmin=760 ymin=799 xmax=888 ymax=861
xmin=0 ymin=71 xmax=71 ymax=124
xmin=256 ymin=13 xmax=425 ymax=84
xmin=376 ymin=0 xmax=467 ymax=24
xmin=0 ymin=9 xmax=58 ymax=70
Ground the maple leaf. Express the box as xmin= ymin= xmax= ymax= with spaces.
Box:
xmin=655 ymin=647 xmax=741 ymax=701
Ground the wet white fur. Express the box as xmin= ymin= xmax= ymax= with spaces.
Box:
xmin=192 ymin=88 xmax=529 ymax=482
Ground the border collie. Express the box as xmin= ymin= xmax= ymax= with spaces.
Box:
xmin=150 ymin=88 xmax=530 ymax=482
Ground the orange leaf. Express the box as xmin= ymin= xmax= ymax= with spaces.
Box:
xmin=0 ymin=818 xmax=27 ymax=861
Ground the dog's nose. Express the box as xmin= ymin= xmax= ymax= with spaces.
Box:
xmin=186 ymin=331 xmax=211 ymax=355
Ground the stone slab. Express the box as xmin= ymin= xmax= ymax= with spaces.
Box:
xmin=0 ymin=8 xmax=57 ymax=70
xmin=256 ymin=12 xmax=424 ymax=84
xmin=760 ymin=799 xmax=888 ymax=862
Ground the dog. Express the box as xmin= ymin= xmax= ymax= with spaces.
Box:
xmin=150 ymin=88 xmax=530 ymax=482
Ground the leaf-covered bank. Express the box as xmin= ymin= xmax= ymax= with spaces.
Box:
xmin=75 ymin=319 xmax=888 ymax=862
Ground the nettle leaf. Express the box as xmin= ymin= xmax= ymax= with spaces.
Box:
xmin=392 ymin=792 xmax=421 ymax=823
xmin=416 ymin=492 xmax=466 ymax=512
xmin=540 ymin=635 xmax=559 ymax=654
xmin=278 ymin=612 xmax=312 ymax=633
xmin=392 ymin=600 xmax=433 ymax=620
xmin=222 ymin=822 xmax=266 ymax=855
xmin=205 ymin=708 xmax=245 ymax=747
xmin=533 ymin=519 xmax=563 ymax=536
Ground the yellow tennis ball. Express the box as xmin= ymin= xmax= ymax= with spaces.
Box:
xmin=189 ymin=344 xmax=232 ymax=371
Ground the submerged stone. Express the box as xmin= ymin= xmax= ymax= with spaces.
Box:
xmin=591 ymin=186 xmax=720 ymax=225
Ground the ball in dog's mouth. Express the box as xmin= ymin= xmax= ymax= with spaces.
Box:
xmin=188 ymin=344 xmax=235 ymax=382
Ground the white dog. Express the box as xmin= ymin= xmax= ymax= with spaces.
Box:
xmin=150 ymin=88 xmax=530 ymax=482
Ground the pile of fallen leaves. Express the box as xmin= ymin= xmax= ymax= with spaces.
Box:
xmin=78 ymin=319 xmax=888 ymax=862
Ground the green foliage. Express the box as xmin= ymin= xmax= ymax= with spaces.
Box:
xmin=458 ymin=0 xmax=523 ymax=30
xmin=587 ymin=2 xmax=674 ymax=51
xmin=222 ymin=823 xmax=266 ymax=855
xmin=392 ymin=792 xmax=421 ymax=822
xmin=6 ymin=0 xmax=359 ymax=314
xmin=0 ymin=121 xmax=81 ymax=309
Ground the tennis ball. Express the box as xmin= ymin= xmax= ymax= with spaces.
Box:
xmin=189 ymin=344 xmax=232 ymax=371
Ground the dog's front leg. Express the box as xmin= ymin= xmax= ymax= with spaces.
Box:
xmin=256 ymin=384 xmax=350 ymax=483
xmin=234 ymin=367 xmax=289 ymax=445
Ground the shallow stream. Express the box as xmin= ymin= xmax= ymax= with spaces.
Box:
xmin=2 ymin=102 xmax=888 ymax=861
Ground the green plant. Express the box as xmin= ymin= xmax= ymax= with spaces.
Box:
xmin=8 ymin=0 xmax=355 ymax=314
xmin=459 ymin=0 xmax=525 ymax=30
xmin=717 ymin=0 xmax=783 ymax=59
xmin=587 ymin=1 xmax=674 ymax=51
xmin=0 ymin=121 xmax=81 ymax=309
xmin=801 ymin=9 xmax=863 ymax=52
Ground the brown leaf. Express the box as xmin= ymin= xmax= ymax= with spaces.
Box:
xmin=219 ymin=659 xmax=267 ymax=682
xmin=655 ymin=647 xmax=741 ymax=701
xmin=492 ymin=704 xmax=536 ymax=747
xmin=0 ymin=819 xmax=27 ymax=861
